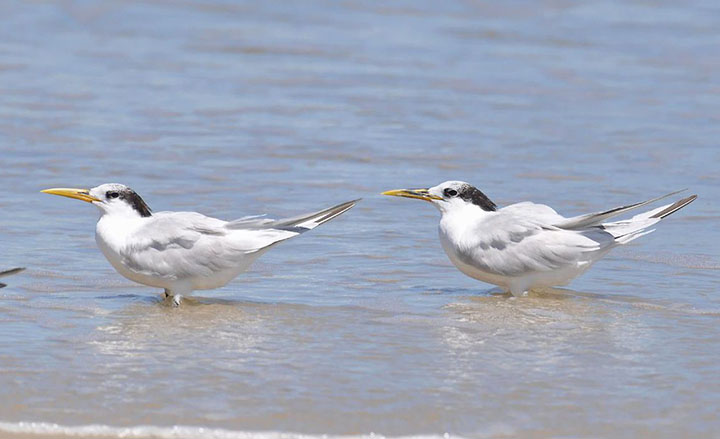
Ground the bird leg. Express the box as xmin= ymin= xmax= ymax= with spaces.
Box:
xmin=163 ymin=289 xmax=183 ymax=307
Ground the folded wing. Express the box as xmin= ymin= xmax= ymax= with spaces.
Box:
xmin=118 ymin=200 xmax=359 ymax=280
xmin=460 ymin=215 xmax=608 ymax=277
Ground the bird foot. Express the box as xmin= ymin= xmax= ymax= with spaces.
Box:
xmin=162 ymin=290 xmax=183 ymax=307
xmin=509 ymin=290 xmax=529 ymax=298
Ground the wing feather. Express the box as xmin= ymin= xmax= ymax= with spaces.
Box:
xmin=115 ymin=200 xmax=357 ymax=281
xmin=119 ymin=212 xmax=296 ymax=280
xmin=457 ymin=214 xmax=608 ymax=277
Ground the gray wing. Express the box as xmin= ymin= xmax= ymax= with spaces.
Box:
xmin=120 ymin=212 xmax=288 ymax=279
xmin=459 ymin=214 xmax=610 ymax=277
xmin=499 ymin=202 xmax=565 ymax=223
xmin=119 ymin=200 xmax=358 ymax=280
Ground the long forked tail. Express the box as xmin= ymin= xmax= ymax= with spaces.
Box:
xmin=227 ymin=199 xmax=360 ymax=233
xmin=601 ymin=194 xmax=697 ymax=244
xmin=650 ymin=194 xmax=697 ymax=219
xmin=555 ymin=189 xmax=688 ymax=230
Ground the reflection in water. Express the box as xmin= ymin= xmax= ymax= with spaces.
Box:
xmin=91 ymin=299 xmax=271 ymax=360
xmin=442 ymin=287 xmax=619 ymax=355
xmin=436 ymin=287 xmax=709 ymax=436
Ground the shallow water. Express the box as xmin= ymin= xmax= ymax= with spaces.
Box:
xmin=1 ymin=1 xmax=719 ymax=438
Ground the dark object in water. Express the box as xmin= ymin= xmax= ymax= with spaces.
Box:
xmin=0 ymin=267 xmax=25 ymax=288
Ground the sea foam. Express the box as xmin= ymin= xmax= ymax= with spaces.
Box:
xmin=0 ymin=421 xmax=460 ymax=439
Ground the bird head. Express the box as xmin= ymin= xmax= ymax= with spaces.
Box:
xmin=382 ymin=180 xmax=497 ymax=213
xmin=41 ymin=183 xmax=152 ymax=218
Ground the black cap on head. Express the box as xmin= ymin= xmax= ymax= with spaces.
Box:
xmin=456 ymin=184 xmax=497 ymax=211
xmin=103 ymin=185 xmax=152 ymax=217
xmin=122 ymin=189 xmax=152 ymax=217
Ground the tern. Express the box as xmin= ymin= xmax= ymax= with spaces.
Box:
xmin=383 ymin=181 xmax=696 ymax=296
xmin=0 ymin=267 xmax=25 ymax=288
xmin=42 ymin=184 xmax=358 ymax=305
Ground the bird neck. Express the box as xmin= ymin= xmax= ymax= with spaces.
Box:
xmin=439 ymin=203 xmax=493 ymax=235
xmin=96 ymin=211 xmax=149 ymax=246
xmin=95 ymin=201 xmax=150 ymax=219
xmin=438 ymin=201 xmax=491 ymax=218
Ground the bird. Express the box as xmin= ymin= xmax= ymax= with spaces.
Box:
xmin=0 ymin=267 xmax=25 ymax=289
xmin=42 ymin=184 xmax=358 ymax=305
xmin=383 ymin=181 xmax=697 ymax=296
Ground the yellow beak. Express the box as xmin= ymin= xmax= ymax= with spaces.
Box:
xmin=381 ymin=188 xmax=442 ymax=202
xmin=41 ymin=188 xmax=101 ymax=203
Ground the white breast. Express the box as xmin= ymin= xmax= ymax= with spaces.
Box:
xmin=438 ymin=209 xmax=512 ymax=289
xmin=95 ymin=214 xmax=171 ymax=289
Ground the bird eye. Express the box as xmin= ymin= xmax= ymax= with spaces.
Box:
xmin=106 ymin=191 xmax=120 ymax=199
xmin=444 ymin=188 xmax=458 ymax=197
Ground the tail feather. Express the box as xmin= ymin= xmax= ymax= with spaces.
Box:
xmin=650 ymin=195 xmax=697 ymax=219
xmin=598 ymin=194 xmax=696 ymax=243
xmin=0 ymin=267 xmax=24 ymax=288
xmin=613 ymin=228 xmax=656 ymax=244
xmin=227 ymin=199 xmax=359 ymax=232
xmin=269 ymin=199 xmax=360 ymax=231
xmin=0 ymin=267 xmax=24 ymax=278
xmin=555 ymin=189 xmax=687 ymax=230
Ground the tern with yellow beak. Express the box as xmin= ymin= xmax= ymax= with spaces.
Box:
xmin=42 ymin=184 xmax=358 ymax=305
xmin=383 ymin=181 xmax=696 ymax=296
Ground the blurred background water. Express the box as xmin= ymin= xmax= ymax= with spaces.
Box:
xmin=1 ymin=1 xmax=719 ymax=438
